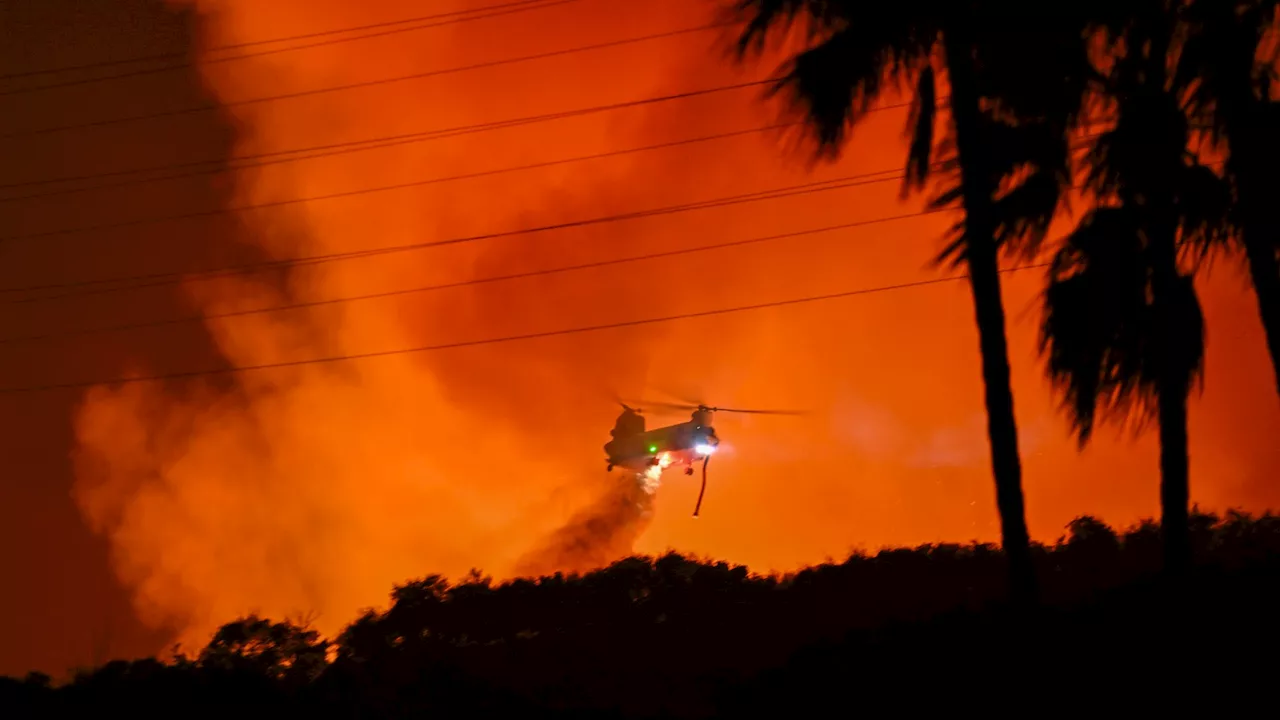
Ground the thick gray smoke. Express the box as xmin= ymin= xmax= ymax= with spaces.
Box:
xmin=514 ymin=472 xmax=656 ymax=577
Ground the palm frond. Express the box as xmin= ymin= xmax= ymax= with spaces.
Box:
xmin=979 ymin=121 xmax=1061 ymax=176
xmin=731 ymin=0 xmax=839 ymax=58
xmin=1175 ymin=162 xmax=1235 ymax=263
xmin=1178 ymin=0 xmax=1268 ymax=145
xmin=1084 ymin=86 xmax=1191 ymax=202
xmin=993 ymin=168 xmax=1066 ymax=261
xmin=973 ymin=2 xmax=1097 ymax=132
xmin=769 ymin=21 xmax=928 ymax=156
xmin=1039 ymin=208 xmax=1153 ymax=445
xmin=902 ymin=64 xmax=937 ymax=195
xmin=923 ymin=128 xmax=966 ymax=269
xmin=731 ymin=0 xmax=933 ymax=158
xmin=933 ymin=218 xmax=968 ymax=269
xmin=931 ymin=110 xmax=1073 ymax=267
xmin=927 ymin=181 xmax=964 ymax=213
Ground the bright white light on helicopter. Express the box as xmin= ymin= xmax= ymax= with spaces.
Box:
xmin=695 ymin=443 xmax=717 ymax=456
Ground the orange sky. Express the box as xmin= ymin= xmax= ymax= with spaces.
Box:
xmin=2 ymin=0 xmax=1278 ymax=677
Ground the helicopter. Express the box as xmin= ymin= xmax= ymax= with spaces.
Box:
xmin=603 ymin=400 xmax=800 ymax=517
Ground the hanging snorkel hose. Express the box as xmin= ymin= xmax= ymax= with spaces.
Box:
xmin=692 ymin=455 xmax=710 ymax=517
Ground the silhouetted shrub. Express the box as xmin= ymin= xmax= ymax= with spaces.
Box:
xmin=6 ymin=511 xmax=1280 ymax=718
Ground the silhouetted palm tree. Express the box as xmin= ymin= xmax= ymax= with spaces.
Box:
xmin=1039 ymin=2 xmax=1232 ymax=573
xmin=1181 ymin=0 xmax=1280 ymax=399
xmin=729 ymin=1 xmax=1094 ymax=603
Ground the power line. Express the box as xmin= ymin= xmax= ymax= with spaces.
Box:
xmin=2 ymin=168 xmax=910 ymax=305
xmin=0 ymin=80 xmax=846 ymax=245
xmin=0 ymin=120 xmax=828 ymax=296
xmin=2 ymin=72 xmax=918 ymax=197
xmin=1 ymin=114 xmax=1088 ymax=303
xmin=0 ymin=0 xmax=574 ymax=82
xmin=0 ymin=20 xmax=735 ymax=140
xmin=0 ymin=80 xmax=791 ymax=203
xmin=0 ymin=263 xmax=1047 ymax=396
xmin=0 ymin=119 xmax=811 ymax=296
xmin=2 ymin=125 xmax=1114 ymax=317
xmin=0 ymin=207 xmax=947 ymax=345
xmin=0 ymin=120 xmax=798 ymax=204
xmin=0 ymin=0 xmax=576 ymax=95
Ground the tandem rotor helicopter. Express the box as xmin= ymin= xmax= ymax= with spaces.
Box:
xmin=603 ymin=400 xmax=801 ymax=517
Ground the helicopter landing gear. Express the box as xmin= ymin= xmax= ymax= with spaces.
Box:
xmin=684 ymin=466 xmax=694 ymax=476
xmin=606 ymin=463 xmax=614 ymax=472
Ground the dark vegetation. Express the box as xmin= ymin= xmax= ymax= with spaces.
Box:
xmin=4 ymin=510 xmax=1279 ymax=718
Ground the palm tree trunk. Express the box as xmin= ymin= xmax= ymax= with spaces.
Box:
xmin=1149 ymin=220 xmax=1192 ymax=574
xmin=1241 ymin=230 xmax=1280 ymax=399
xmin=1156 ymin=386 xmax=1191 ymax=573
xmin=942 ymin=37 xmax=1036 ymax=605
xmin=1144 ymin=19 xmax=1192 ymax=576
xmin=1232 ymin=144 xmax=1280 ymax=400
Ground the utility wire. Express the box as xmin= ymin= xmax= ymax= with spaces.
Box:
xmin=0 ymin=79 xmax=790 ymax=208
xmin=2 ymin=168 xmax=909 ymax=305
xmin=0 ymin=119 xmax=808 ymax=296
xmin=0 ymin=76 xmax=916 ymax=197
xmin=0 ymin=108 xmax=1112 ymax=198
xmin=1 ymin=127 xmax=1114 ymax=339
xmin=0 ymin=0 xmax=576 ymax=82
xmin=0 ymin=0 xmax=576 ymax=95
xmin=0 ymin=207 xmax=946 ymax=345
xmin=0 ymin=20 xmax=736 ymax=140
xmin=1 ymin=122 xmax=1103 ymax=303
xmin=0 ymin=262 xmax=1048 ymax=396
xmin=13 ymin=97 xmax=1122 ymax=202
xmin=0 ymin=121 xmax=799 ymax=204
xmin=0 ymin=79 xmax=781 ymax=243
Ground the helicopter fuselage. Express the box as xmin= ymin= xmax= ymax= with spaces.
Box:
xmin=604 ymin=419 xmax=719 ymax=473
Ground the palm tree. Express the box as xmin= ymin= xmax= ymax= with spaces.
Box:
xmin=1180 ymin=0 xmax=1280 ymax=399
xmin=729 ymin=1 xmax=1093 ymax=603
xmin=1040 ymin=1 xmax=1232 ymax=573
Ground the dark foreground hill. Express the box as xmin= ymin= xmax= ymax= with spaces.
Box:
xmin=4 ymin=510 xmax=1280 ymax=718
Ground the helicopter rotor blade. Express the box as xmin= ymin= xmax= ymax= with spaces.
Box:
xmin=704 ymin=406 xmax=806 ymax=416
xmin=614 ymin=398 xmax=806 ymax=416
xmin=644 ymin=381 xmax=702 ymax=409
xmin=619 ymin=399 xmax=696 ymax=413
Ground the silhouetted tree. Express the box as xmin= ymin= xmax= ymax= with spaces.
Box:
xmin=729 ymin=0 xmax=1095 ymax=603
xmin=1065 ymin=515 xmax=1122 ymax=554
xmin=9 ymin=511 xmax=1280 ymax=716
xmin=1039 ymin=0 xmax=1232 ymax=573
xmin=1181 ymin=0 xmax=1280 ymax=399
xmin=199 ymin=615 xmax=329 ymax=688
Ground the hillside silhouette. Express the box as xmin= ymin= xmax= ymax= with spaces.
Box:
xmin=4 ymin=509 xmax=1278 ymax=717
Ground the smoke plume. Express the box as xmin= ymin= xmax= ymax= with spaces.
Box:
xmin=514 ymin=471 xmax=656 ymax=578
